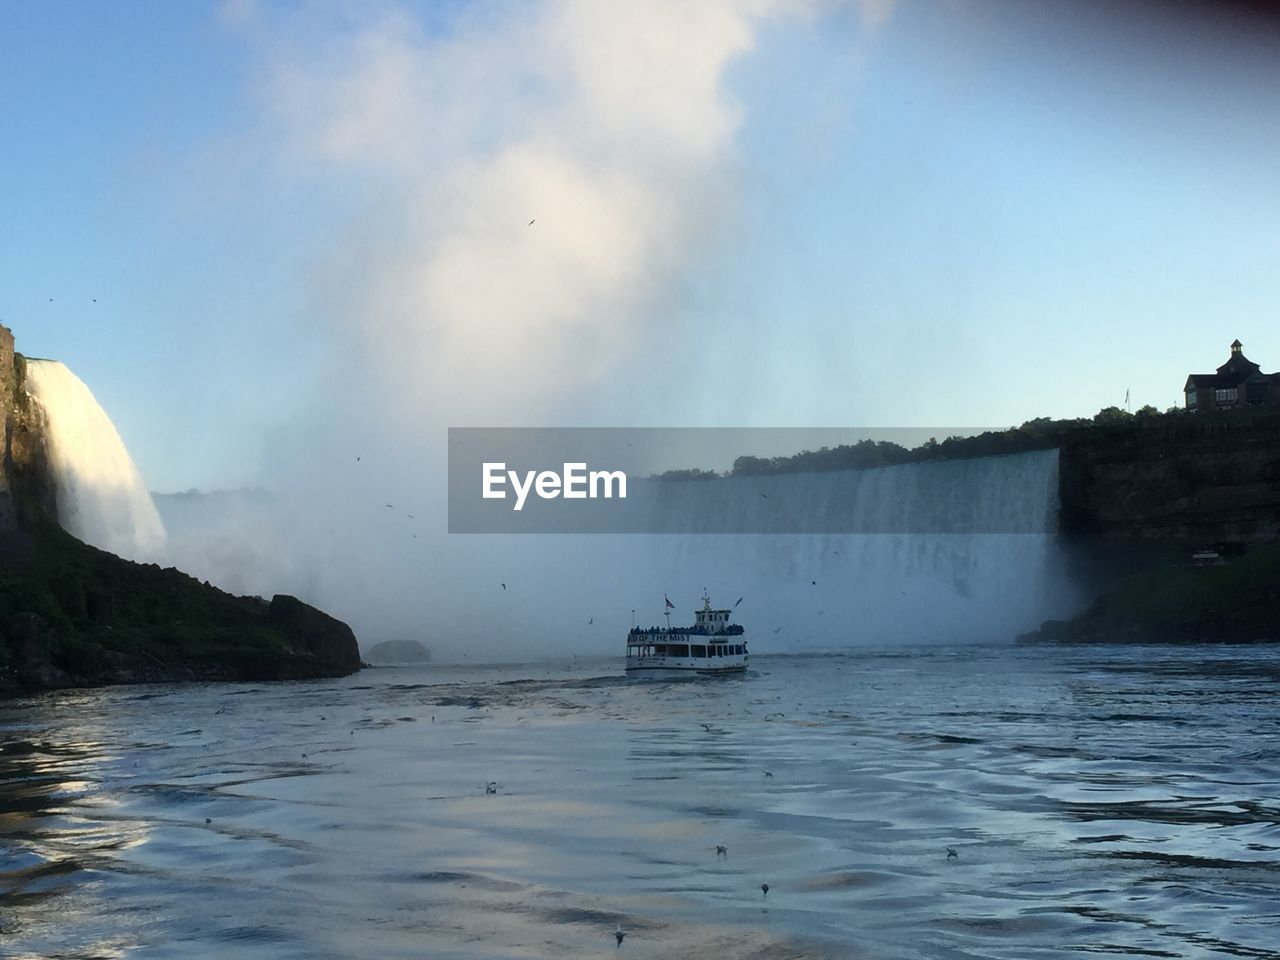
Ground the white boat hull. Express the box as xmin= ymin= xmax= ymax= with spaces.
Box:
xmin=625 ymin=656 xmax=748 ymax=676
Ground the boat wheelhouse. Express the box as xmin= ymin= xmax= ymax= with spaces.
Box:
xmin=625 ymin=593 xmax=747 ymax=676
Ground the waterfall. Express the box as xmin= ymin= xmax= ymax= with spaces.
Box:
xmin=23 ymin=359 xmax=166 ymax=561
xmin=629 ymin=449 xmax=1071 ymax=647
xmin=160 ymin=447 xmax=1076 ymax=657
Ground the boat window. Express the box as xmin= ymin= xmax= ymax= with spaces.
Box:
xmin=670 ymin=644 xmax=688 ymax=657
xmin=692 ymin=645 xmax=707 ymax=658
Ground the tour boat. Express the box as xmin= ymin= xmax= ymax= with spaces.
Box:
xmin=625 ymin=593 xmax=748 ymax=676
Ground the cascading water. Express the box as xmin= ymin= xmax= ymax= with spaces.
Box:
xmin=23 ymin=359 xmax=166 ymax=561
xmin=639 ymin=458 xmax=1071 ymax=648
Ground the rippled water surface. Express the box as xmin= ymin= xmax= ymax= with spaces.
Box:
xmin=3 ymin=646 xmax=1279 ymax=959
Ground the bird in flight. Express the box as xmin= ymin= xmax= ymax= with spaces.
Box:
xmin=772 ymin=627 xmax=781 ymax=634
xmin=529 ymin=219 xmax=536 ymax=226
xmin=761 ymin=882 xmax=770 ymax=896
xmin=614 ymin=924 xmax=625 ymax=947
xmin=735 ymin=596 xmax=743 ymax=607
xmin=501 ymin=582 xmax=507 ymax=590
xmin=946 ymin=847 xmax=958 ymax=860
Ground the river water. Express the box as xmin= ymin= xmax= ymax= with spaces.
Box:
xmin=2 ymin=645 xmax=1278 ymax=959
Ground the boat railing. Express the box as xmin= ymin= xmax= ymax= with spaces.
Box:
xmin=627 ymin=624 xmax=744 ymax=637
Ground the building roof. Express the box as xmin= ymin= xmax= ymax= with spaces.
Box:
xmin=1185 ymin=340 xmax=1277 ymax=390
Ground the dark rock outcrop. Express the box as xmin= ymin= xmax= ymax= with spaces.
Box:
xmin=265 ymin=594 xmax=364 ymax=677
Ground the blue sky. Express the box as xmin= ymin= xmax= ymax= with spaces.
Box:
xmin=4 ymin=1 xmax=1280 ymax=491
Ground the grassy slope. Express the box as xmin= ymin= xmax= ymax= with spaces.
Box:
xmin=1031 ymin=542 xmax=1280 ymax=643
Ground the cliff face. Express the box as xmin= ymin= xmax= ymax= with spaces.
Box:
xmin=1059 ymin=409 xmax=1280 ymax=548
xmin=0 ymin=323 xmax=362 ymax=694
xmin=1 ymin=328 xmax=58 ymax=529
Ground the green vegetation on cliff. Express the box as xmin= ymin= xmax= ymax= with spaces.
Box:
xmin=0 ymin=503 xmax=361 ymax=693
xmin=721 ymin=405 xmax=1178 ymax=477
xmin=1023 ymin=543 xmax=1280 ymax=644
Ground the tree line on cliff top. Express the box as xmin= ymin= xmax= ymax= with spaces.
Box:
xmin=655 ymin=403 xmax=1176 ymax=481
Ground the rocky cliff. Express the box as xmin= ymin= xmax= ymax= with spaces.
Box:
xmin=0 ymin=327 xmax=58 ymax=530
xmin=0 ymin=323 xmax=362 ymax=694
xmin=1059 ymin=408 xmax=1280 ymax=548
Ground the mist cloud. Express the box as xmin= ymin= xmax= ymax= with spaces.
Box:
xmin=236 ymin=0 xmax=804 ymax=421
xmin=163 ymin=0 xmax=915 ymax=657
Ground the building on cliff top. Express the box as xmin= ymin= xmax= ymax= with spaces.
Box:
xmin=1184 ymin=340 xmax=1280 ymax=412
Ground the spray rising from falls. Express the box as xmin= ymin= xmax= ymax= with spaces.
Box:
xmin=23 ymin=359 xmax=166 ymax=561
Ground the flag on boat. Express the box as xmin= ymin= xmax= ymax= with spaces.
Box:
xmin=665 ymin=595 xmax=675 ymax=609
